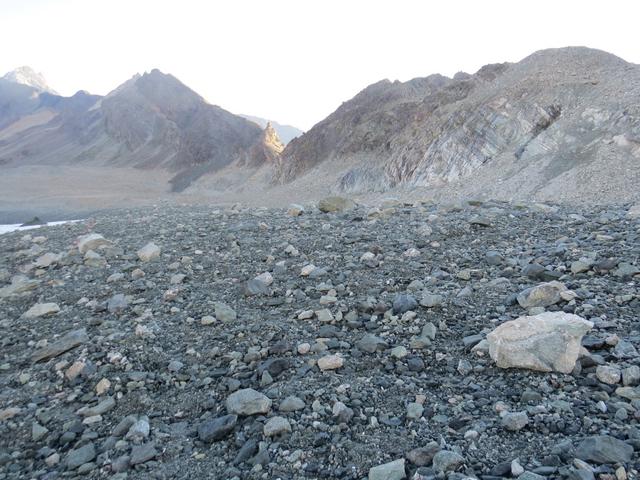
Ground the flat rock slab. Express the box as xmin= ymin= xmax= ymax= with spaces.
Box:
xmin=22 ymin=302 xmax=60 ymax=318
xmin=575 ymin=435 xmax=633 ymax=464
xmin=368 ymin=458 xmax=406 ymax=480
xmin=32 ymin=328 xmax=89 ymax=363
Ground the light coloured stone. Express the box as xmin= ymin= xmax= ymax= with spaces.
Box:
xmin=22 ymin=302 xmax=60 ymax=318
xmin=214 ymin=302 xmax=236 ymax=322
xmin=596 ymin=365 xmax=621 ymax=385
xmin=226 ymin=388 xmax=272 ymax=416
xmin=318 ymin=196 xmax=356 ymax=213
xmin=78 ymin=233 xmax=111 ymax=254
xmin=317 ymin=354 xmax=344 ymax=371
xmin=34 ymin=252 xmax=62 ymax=268
xmin=255 ymin=272 xmax=274 ymax=285
xmin=390 ymin=346 xmax=408 ymax=359
xmin=368 ymin=458 xmax=406 ymax=480
xmin=137 ymin=242 xmax=161 ymax=262
xmin=627 ymin=204 xmax=640 ymax=219
xmin=84 ymin=250 xmax=106 ymax=267
xmin=300 ymin=264 xmax=316 ymax=276
xmin=622 ymin=365 xmax=640 ymax=386
xmin=263 ymin=416 xmax=292 ymax=436
xmin=0 ymin=407 xmax=21 ymax=421
xmin=487 ymin=312 xmax=593 ymax=373
xmin=95 ymin=378 xmax=111 ymax=395
xmin=315 ymin=309 xmax=334 ymax=322
xmin=287 ymin=204 xmax=305 ymax=216
xmin=516 ymin=281 xmax=567 ymax=308
xmin=65 ymin=360 xmax=86 ymax=381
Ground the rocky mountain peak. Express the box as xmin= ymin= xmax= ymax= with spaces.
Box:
xmin=263 ymin=122 xmax=284 ymax=154
xmin=2 ymin=66 xmax=57 ymax=94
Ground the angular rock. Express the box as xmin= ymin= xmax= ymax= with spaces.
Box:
xmin=317 ymin=354 xmax=344 ymax=370
xmin=107 ymin=294 xmax=128 ymax=314
xmin=432 ymin=450 xmax=465 ymax=472
xmin=406 ymin=442 xmax=440 ymax=466
xmin=622 ymin=365 xmax=640 ymax=386
xmin=130 ymin=442 xmax=157 ymax=465
xmin=575 ymin=435 xmax=633 ymax=464
xmin=34 ymin=252 xmax=62 ymax=268
xmin=392 ymin=293 xmax=417 ymax=314
xmin=318 ymin=196 xmax=356 ymax=213
xmin=368 ymin=458 xmax=405 ymax=480
xmin=66 ymin=442 xmax=96 ymax=470
xmin=263 ymin=416 xmax=291 ymax=437
xmin=226 ymin=389 xmax=272 ymax=415
xmin=356 ymin=334 xmax=388 ymax=353
xmin=215 ymin=302 xmax=237 ymax=322
xmin=78 ymin=233 xmax=111 ymax=254
xmin=0 ymin=276 xmax=39 ymax=298
xmin=627 ymin=204 xmax=640 ymax=219
xmin=279 ymin=396 xmax=306 ymax=412
xmin=22 ymin=302 xmax=60 ymax=318
xmin=501 ymin=411 xmax=529 ymax=431
xmin=198 ymin=414 xmax=237 ymax=442
xmin=615 ymin=387 xmax=640 ymax=401
xmin=516 ymin=281 xmax=567 ymax=308
xmin=420 ymin=292 xmax=444 ymax=308
xmin=487 ymin=312 xmax=592 ymax=373
xmin=32 ymin=328 xmax=89 ymax=362
xmin=137 ymin=242 xmax=161 ymax=262
xmin=596 ymin=365 xmax=621 ymax=385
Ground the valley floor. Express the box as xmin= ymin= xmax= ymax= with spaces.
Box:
xmin=0 ymin=200 xmax=639 ymax=479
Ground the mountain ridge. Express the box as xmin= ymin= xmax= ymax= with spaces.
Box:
xmin=0 ymin=68 xmax=282 ymax=191
xmin=275 ymin=46 xmax=640 ymax=203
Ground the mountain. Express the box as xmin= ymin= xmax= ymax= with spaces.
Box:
xmin=277 ymin=47 xmax=640 ymax=203
xmin=0 ymin=68 xmax=282 ymax=191
xmin=2 ymin=66 xmax=57 ymax=94
xmin=240 ymin=114 xmax=302 ymax=144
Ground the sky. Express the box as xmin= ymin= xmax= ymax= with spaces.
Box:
xmin=1 ymin=0 xmax=639 ymax=130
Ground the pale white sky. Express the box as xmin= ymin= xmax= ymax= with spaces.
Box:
xmin=1 ymin=0 xmax=639 ymax=130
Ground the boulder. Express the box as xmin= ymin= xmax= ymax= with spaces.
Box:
xmin=22 ymin=302 xmax=60 ymax=318
xmin=432 ymin=450 xmax=465 ymax=472
xmin=368 ymin=458 xmax=405 ymax=480
xmin=318 ymin=196 xmax=356 ymax=213
xmin=137 ymin=242 xmax=161 ymax=262
xmin=263 ymin=416 xmax=292 ymax=436
xmin=575 ymin=435 xmax=633 ymax=464
xmin=487 ymin=312 xmax=593 ymax=373
xmin=226 ymin=388 xmax=271 ymax=415
xmin=516 ymin=281 xmax=567 ymax=308
xmin=77 ymin=233 xmax=112 ymax=254
xmin=197 ymin=415 xmax=237 ymax=442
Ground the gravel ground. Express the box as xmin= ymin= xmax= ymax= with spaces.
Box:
xmin=0 ymin=199 xmax=639 ymax=480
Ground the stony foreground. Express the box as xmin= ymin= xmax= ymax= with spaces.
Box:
xmin=0 ymin=199 xmax=639 ymax=480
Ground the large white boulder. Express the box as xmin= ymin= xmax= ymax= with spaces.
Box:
xmin=487 ymin=312 xmax=593 ymax=373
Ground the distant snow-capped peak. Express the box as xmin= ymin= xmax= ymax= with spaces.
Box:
xmin=2 ymin=66 xmax=57 ymax=94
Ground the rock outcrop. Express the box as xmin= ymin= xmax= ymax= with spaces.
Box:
xmin=277 ymin=47 xmax=640 ymax=204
